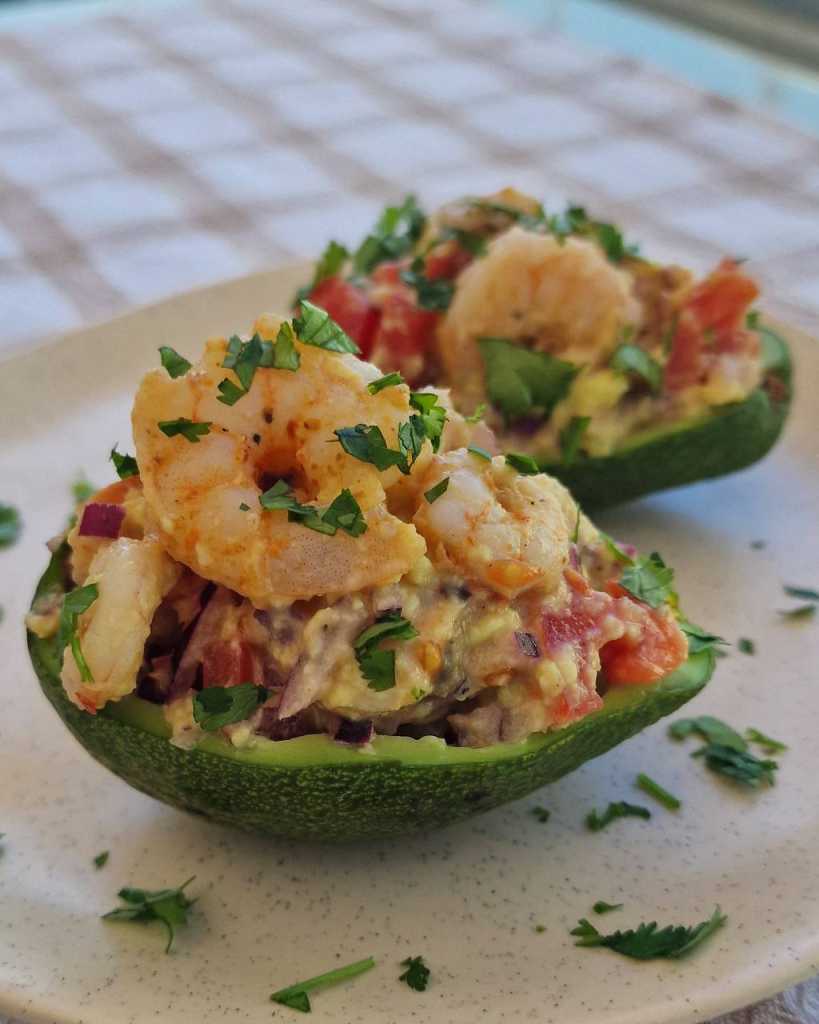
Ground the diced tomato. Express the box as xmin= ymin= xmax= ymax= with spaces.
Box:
xmin=665 ymin=258 xmax=759 ymax=390
xmin=367 ymin=261 xmax=440 ymax=385
xmin=307 ymin=276 xmax=380 ymax=358
xmin=202 ymin=639 xmax=264 ymax=689
xmin=425 ymin=240 xmax=473 ymax=281
xmin=600 ymin=582 xmax=688 ymax=685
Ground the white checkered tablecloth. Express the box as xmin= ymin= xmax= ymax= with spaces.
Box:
xmin=0 ymin=1 xmax=817 ymax=1021
xmin=0 ymin=0 xmax=817 ymax=358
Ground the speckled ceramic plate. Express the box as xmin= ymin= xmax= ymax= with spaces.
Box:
xmin=1 ymin=267 xmax=817 ymax=1024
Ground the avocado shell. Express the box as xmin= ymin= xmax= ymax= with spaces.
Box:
xmin=540 ymin=323 xmax=792 ymax=509
xmin=29 ymin=546 xmax=714 ymax=841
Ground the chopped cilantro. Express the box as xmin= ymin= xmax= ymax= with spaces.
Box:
xmin=745 ymin=728 xmax=787 ymax=754
xmin=746 ymin=310 xmax=760 ymax=329
xmin=692 ymin=743 xmax=778 ymax=787
xmin=259 ymin=481 xmax=366 ymax=538
xmin=437 ymin=225 xmax=488 ymax=256
xmin=559 ymin=415 xmax=591 ymax=465
xmin=354 ymin=195 xmax=425 ymax=275
xmin=218 ymin=332 xmax=284 ymax=405
xmin=424 ymin=477 xmax=449 ymax=504
xmin=783 ymin=584 xmax=819 ymax=601
xmin=750 ymin=539 xmax=766 ymax=550
xmin=478 ymin=337 xmax=577 ymax=424
xmin=738 ymin=637 xmax=755 ymax=655
xmin=467 ymin=444 xmax=492 ymax=461
xmin=71 ymin=477 xmax=95 ymax=504
xmin=678 ymin=620 xmax=726 ymax=655
xmin=399 ymin=955 xmax=430 ymax=992
xmin=530 ymin=806 xmax=551 ymax=823
xmin=158 ymin=345 xmax=191 ymax=379
xmin=158 ymin=418 xmax=211 ymax=443
xmin=400 ymin=259 xmax=454 ymax=311
xmin=354 ymin=611 xmax=419 ymax=691
xmin=58 ymin=583 xmax=99 ymax=683
xmin=600 ymin=531 xmax=633 ymax=565
xmin=571 ymin=905 xmax=726 ymax=960
xmin=293 ymin=300 xmax=360 ymax=354
xmin=635 ymin=772 xmax=680 ymax=811
xmin=547 ymin=204 xmax=639 ymax=262
xmin=192 ymin=684 xmax=268 ymax=732
xmin=409 ymin=391 xmax=447 ymax=452
xmin=610 ymin=343 xmax=662 ymax=393
xmin=110 ymin=446 xmax=139 ymax=480
xmin=93 ymin=851 xmax=110 ymax=869
xmin=619 ymin=552 xmax=675 ymax=608
xmin=534 ymin=924 xmax=546 ymax=933
xmin=464 ymin=402 xmax=486 ymax=424
xmin=296 ymin=239 xmax=350 ymax=303
xmin=335 ymin=424 xmax=410 ymax=474
xmin=272 ymin=321 xmax=301 ymax=371
xmin=270 ymin=956 xmax=376 ymax=1013
xmin=669 ymin=715 xmax=747 ymax=752
xmin=368 ymin=371 xmax=404 ymax=395
xmin=468 ymin=197 xmax=546 ymax=230
xmin=102 ymin=876 xmax=196 ymax=954
xmin=0 ymin=504 xmax=21 ymax=548
xmin=593 ymin=901 xmax=623 ymax=915
xmin=779 ymin=604 xmax=816 ymax=620
xmin=586 ymin=801 xmax=651 ymax=832
xmin=505 ymin=451 xmax=540 ymax=475
xmin=216 ymin=378 xmax=246 ymax=406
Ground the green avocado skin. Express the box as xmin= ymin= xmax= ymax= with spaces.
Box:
xmin=540 ymin=325 xmax=792 ymax=509
xmin=29 ymin=553 xmax=713 ymax=842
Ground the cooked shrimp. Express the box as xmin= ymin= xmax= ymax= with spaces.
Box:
xmin=61 ymin=537 xmax=182 ymax=712
xmin=68 ymin=476 xmax=147 ymax=584
xmin=132 ymin=315 xmax=426 ymax=606
xmin=412 ymin=449 xmax=576 ymax=598
xmin=438 ymin=226 xmax=642 ymax=412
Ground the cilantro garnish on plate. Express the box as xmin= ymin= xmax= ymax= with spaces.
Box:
xmin=0 ymin=504 xmax=21 ymax=548
xmin=571 ymin=905 xmax=726 ymax=960
xmin=635 ymin=773 xmax=681 ymax=811
xmin=93 ymin=850 xmax=110 ymax=869
xmin=593 ymin=901 xmax=623 ymax=915
xmin=670 ymin=715 xmax=781 ymax=787
xmin=270 ymin=956 xmax=376 ymax=1012
xmin=399 ymin=955 xmax=430 ymax=992
xmin=102 ymin=876 xmax=196 ymax=953
xmin=354 ymin=611 xmax=419 ymax=691
xmin=585 ymin=801 xmax=651 ymax=832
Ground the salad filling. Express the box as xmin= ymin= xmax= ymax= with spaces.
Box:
xmin=299 ymin=188 xmax=764 ymax=461
xmin=33 ymin=309 xmax=689 ymax=751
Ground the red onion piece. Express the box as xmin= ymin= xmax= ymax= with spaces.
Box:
xmin=78 ymin=502 xmax=125 ymax=539
xmin=335 ymin=719 xmax=374 ymax=745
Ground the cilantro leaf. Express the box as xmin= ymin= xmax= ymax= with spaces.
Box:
xmin=158 ymin=418 xmax=211 ymax=443
xmin=572 ymin=905 xmax=726 ymax=959
xmin=464 ymin=403 xmax=486 ymax=424
xmin=468 ymin=198 xmax=546 ymax=230
xmin=467 ymin=444 xmax=492 ymax=461
xmin=192 ymin=684 xmax=268 ymax=732
xmin=610 ymin=343 xmax=662 ymax=393
xmin=399 ymin=955 xmax=430 ymax=992
xmin=738 ymin=637 xmax=755 ymax=655
xmin=102 ymin=876 xmax=196 ymax=953
xmin=548 ymin=205 xmax=639 ymax=263
xmin=669 ymin=715 xmax=747 ymax=752
xmin=335 ymin=424 xmax=409 ymax=474
xmin=293 ymin=300 xmax=359 ymax=354
xmin=692 ymin=743 xmax=778 ymax=787
xmin=58 ymin=583 xmax=98 ymax=683
xmin=635 ymin=772 xmax=680 ymax=811
xmin=619 ymin=552 xmax=675 ymax=608
xmin=321 ymin=489 xmax=367 ymax=538
xmin=400 ymin=260 xmax=454 ymax=311
xmin=218 ymin=333 xmax=278 ymax=404
xmin=270 ymin=956 xmax=376 ymax=1012
xmin=437 ymin=225 xmax=488 ymax=257
xmin=158 ymin=345 xmax=191 ymax=379
xmin=783 ymin=584 xmax=819 ymax=602
xmin=110 ymin=446 xmax=139 ymax=480
xmin=0 ymin=504 xmax=21 ymax=548
xmin=272 ymin=321 xmax=301 ymax=371
xmin=593 ymin=901 xmax=623 ymax=915
xmin=678 ymin=619 xmax=725 ymax=654
xmin=93 ymin=850 xmax=110 ymax=869
xmin=505 ymin=452 xmax=540 ymax=475
xmin=354 ymin=611 xmax=419 ymax=691
xmin=353 ymin=195 xmax=425 ymax=274
xmin=409 ymin=391 xmax=447 ymax=452
xmin=478 ymin=337 xmax=577 ymax=424
xmin=295 ymin=239 xmax=350 ymax=304
xmin=586 ymin=801 xmax=651 ymax=832
xmin=559 ymin=415 xmax=591 ymax=465
xmin=530 ymin=806 xmax=551 ymax=823
xmin=368 ymin=371 xmax=404 ymax=395
xmin=779 ymin=604 xmax=816 ymax=620
xmin=424 ymin=477 xmax=449 ymax=504
xmin=216 ymin=378 xmax=246 ymax=406
xmin=72 ymin=477 xmax=95 ymax=504
xmin=745 ymin=728 xmax=787 ymax=754
xmin=259 ymin=481 xmax=366 ymax=538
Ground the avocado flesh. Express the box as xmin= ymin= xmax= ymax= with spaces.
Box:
xmin=539 ymin=325 xmax=791 ymax=509
xmin=28 ymin=549 xmax=714 ymax=841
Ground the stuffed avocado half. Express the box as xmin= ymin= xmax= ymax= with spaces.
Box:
xmin=27 ymin=305 xmax=717 ymax=841
xmin=296 ymin=189 xmax=791 ymax=508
